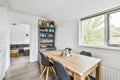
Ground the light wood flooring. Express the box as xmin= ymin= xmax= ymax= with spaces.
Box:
xmin=5 ymin=55 xmax=95 ymax=80
xmin=5 ymin=56 xmax=56 ymax=80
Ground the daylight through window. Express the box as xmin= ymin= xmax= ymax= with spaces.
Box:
xmin=80 ymin=9 xmax=120 ymax=47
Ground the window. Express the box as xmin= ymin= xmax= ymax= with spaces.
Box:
xmin=82 ymin=15 xmax=105 ymax=46
xmin=80 ymin=9 xmax=120 ymax=47
xmin=108 ymin=12 xmax=120 ymax=46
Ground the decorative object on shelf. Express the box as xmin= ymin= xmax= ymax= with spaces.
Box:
xmin=45 ymin=28 xmax=48 ymax=32
xmin=49 ymin=21 xmax=55 ymax=27
xmin=42 ymin=21 xmax=47 ymax=26
xmin=38 ymin=20 xmax=43 ymax=26
xmin=38 ymin=20 xmax=55 ymax=27
xmin=41 ymin=45 xmax=47 ymax=48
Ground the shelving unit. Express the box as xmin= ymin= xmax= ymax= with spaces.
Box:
xmin=38 ymin=25 xmax=56 ymax=52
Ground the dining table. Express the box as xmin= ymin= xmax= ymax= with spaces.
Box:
xmin=40 ymin=50 xmax=102 ymax=80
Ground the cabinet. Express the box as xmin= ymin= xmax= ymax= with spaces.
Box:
xmin=38 ymin=26 xmax=56 ymax=52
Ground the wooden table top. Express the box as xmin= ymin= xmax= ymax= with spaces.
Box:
xmin=44 ymin=50 xmax=102 ymax=76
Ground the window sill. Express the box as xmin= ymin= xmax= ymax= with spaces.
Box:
xmin=79 ymin=45 xmax=120 ymax=51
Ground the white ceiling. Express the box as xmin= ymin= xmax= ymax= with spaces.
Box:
xmin=8 ymin=0 xmax=69 ymax=17
xmin=0 ymin=0 xmax=8 ymax=5
xmin=0 ymin=0 xmax=7 ymax=2
xmin=48 ymin=0 xmax=120 ymax=25
xmin=5 ymin=0 xmax=120 ymax=25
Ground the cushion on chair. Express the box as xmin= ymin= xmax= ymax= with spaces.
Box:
xmin=51 ymin=58 xmax=72 ymax=80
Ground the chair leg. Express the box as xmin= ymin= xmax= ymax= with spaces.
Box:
xmin=87 ymin=76 xmax=91 ymax=80
xmin=39 ymin=63 xmax=41 ymax=72
xmin=51 ymin=67 xmax=57 ymax=77
xmin=49 ymin=67 xmax=52 ymax=72
xmin=40 ymin=67 xmax=47 ymax=77
xmin=46 ymin=67 xmax=49 ymax=80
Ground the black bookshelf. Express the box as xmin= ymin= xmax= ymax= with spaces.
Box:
xmin=38 ymin=26 xmax=56 ymax=52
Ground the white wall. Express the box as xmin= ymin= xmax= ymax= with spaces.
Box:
xmin=10 ymin=24 xmax=30 ymax=44
xmin=49 ymin=0 xmax=120 ymax=70
xmin=0 ymin=6 xmax=10 ymax=78
xmin=9 ymin=10 xmax=44 ymax=62
xmin=56 ymin=20 xmax=120 ymax=70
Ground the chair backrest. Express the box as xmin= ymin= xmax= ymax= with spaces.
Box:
xmin=51 ymin=58 xmax=71 ymax=80
xmin=80 ymin=51 xmax=92 ymax=57
xmin=39 ymin=52 xmax=52 ymax=66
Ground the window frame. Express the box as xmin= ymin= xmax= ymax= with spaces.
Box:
xmin=81 ymin=14 xmax=106 ymax=47
xmin=80 ymin=6 xmax=120 ymax=48
xmin=81 ymin=15 xmax=105 ymax=46
xmin=107 ymin=10 xmax=120 ymax=47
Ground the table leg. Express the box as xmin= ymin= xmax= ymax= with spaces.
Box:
xmin=16 ymin=52 xmax=19 ymax=57
xmin=74 ymin=73 xmax=84 ymax=80
xmin=96 ymin=61 xmax=102 ymax=80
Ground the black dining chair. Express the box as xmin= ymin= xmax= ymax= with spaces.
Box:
xmin=39 ymin=52 xmax=56 ymax=80
xmin=51 ymin=58 xmax=73 ymax=80
xmin=80 ymin=51 xmax=92 ymax=57
xmin=80 ymin=51 xmax=92 ymax=80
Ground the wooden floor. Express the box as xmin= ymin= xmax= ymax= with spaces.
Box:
xmin=5 ymin=56 xmax=57 ymax=80
xmin=5 ymin=55 xmax=95 ymax=80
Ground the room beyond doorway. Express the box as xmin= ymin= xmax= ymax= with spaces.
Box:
xmin=10 ymin=23 xmax=30 ymax=63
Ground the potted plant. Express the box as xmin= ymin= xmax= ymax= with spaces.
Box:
xmin=49 ymin=21 xmax=55 ymax=27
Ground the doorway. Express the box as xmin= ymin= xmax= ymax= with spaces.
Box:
xmin=10 ymin=23 xmax=30 ymax=64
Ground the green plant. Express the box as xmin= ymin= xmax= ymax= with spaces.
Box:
xmin=49 ymin=21 xmax=55 ymax=26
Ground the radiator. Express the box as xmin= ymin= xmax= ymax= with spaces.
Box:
xmin=102 ymin=66 xmax=120 ymax=80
